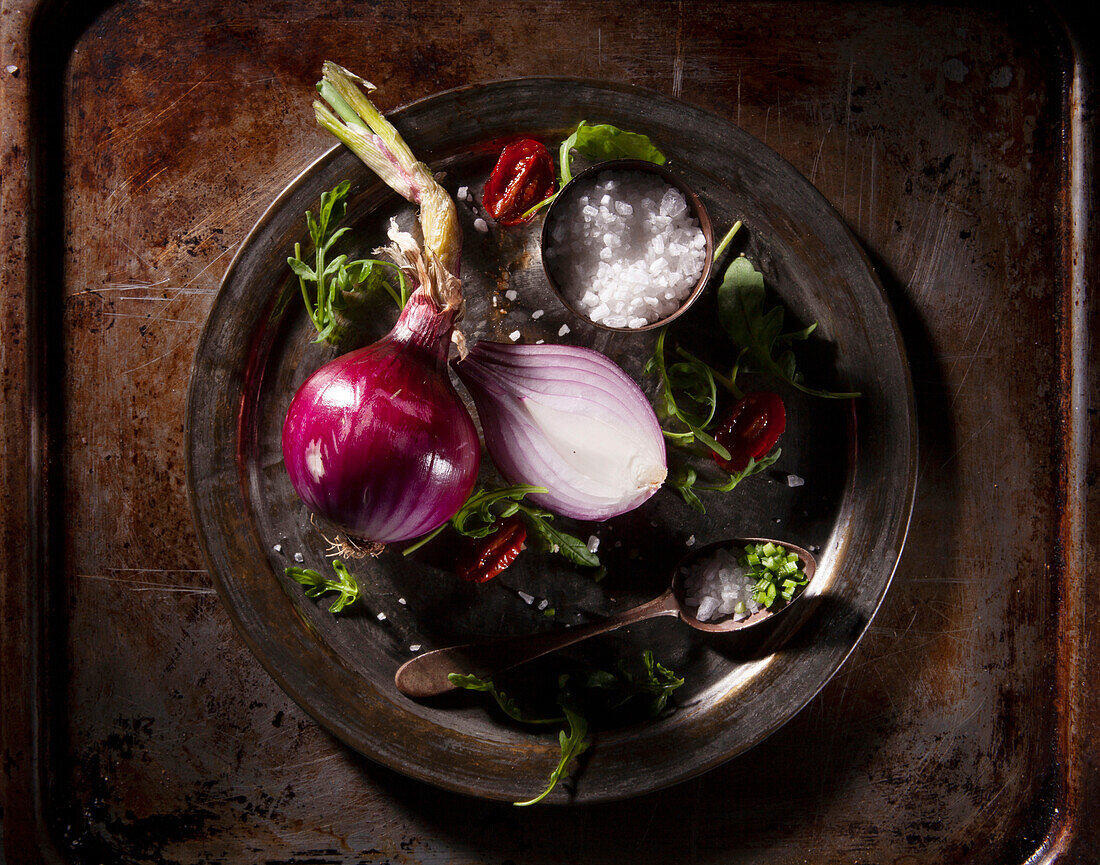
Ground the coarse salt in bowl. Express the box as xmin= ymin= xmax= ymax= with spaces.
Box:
xmin=541 ymin=159 xmax=714 ymax=331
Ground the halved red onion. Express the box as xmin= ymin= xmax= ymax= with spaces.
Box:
xmin=454 ymin=341 xmax=667 ymax=521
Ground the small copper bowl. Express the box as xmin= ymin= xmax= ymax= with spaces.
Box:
xmin=540 ymin=158 xmax=715 ymax=332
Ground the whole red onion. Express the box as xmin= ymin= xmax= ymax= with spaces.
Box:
xmin=282 ymin=291 xmax=480 ymax=545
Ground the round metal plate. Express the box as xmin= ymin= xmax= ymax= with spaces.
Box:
xmin=186 ymin=78 xmax=916 ymax=804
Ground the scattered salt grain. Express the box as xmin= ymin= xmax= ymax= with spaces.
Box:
xmin=558 ymin=324 xmax=571 ymax=336
xmin=532 ymin=309 xmax=544 ymax=319
xmin=474 ymin=217 xmax=489 ymax=232
xmin=586 ymin=535 xmax=600 ymax=553
xmin=409 ymin=644 xmax=422 ymax=652
xmin=6 ymin=65 xmax=19 ymax=76
xmin=537 ymin=598 xmax=549 ymax=610
xmin=535 ymin=339 xmax=545 ymax=344
xmin=376 ymin=611 xmax=387 ymax=621
xmin=545 ymin=169 xmax=706 ymax=328
xmin=686 ymin=534 xmax=696 ymax=546
xmin=457 ymin=185 xmax=469 ymax=200
xmin=787 ymin=474 xmax=805 ymax=488
xmin=509 ymin=330 xmax=522 ymax=342
xmin=273 ymin=544 xmax=282 ymax=554
xmin=293 ymin=552 xmax=304 ymax=563
xmin=518 ymin=590 xmax=535 ymax=605
xmin=398 ymin=597 xmax=407 ymax=605
xmin=505 ymin=289 xmax=518 ymax=301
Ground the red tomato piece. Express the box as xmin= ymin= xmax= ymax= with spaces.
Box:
xmin=712 ymin=391 xmax=786 ymax=473
xmin=457 ymin=515 xmax=528 ymax=583
xmin=482 ymin=139 xmax=556 ymax=226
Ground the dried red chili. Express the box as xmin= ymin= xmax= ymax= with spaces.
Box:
xmin=712 ymin=391 xmax=786 ymax=473
xmin=482 ymin=139 xmax=556 ymax=226
xmin=457 ymin=514 xmax=528 ymax=583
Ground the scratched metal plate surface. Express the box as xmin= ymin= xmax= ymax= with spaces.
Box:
xmin=186 ymin=78 xmax=914 ymax=803
xmin=1 ymin=0 xmax=1096 ymax=863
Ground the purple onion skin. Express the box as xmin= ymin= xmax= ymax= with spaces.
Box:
xmin=281 ymin=292 xmax=480 ymax=544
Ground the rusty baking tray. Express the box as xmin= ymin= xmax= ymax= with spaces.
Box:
xmin=2 ymin=0 xmax=1096 ymax=862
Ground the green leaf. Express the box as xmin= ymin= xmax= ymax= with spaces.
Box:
xmin=286 ymin=558 xmax=361 ymax=614
xmin=401 ymin=484 xmax=547 ymax=556
xmin=514 ymin=703 xmax=590 ymax=806
xmin=716 ymin=255 xmax=860 ymax=399
xmin=518 ymin=505 xmax=600 ymax=568
xmin=645 ymin=330 xmax=731 ymax=460
xmin=288 ymin=181 xmax=409 ymax=346
xmin=559 ymin=120 xmax=666 ymax=184
xmin=447 ymin=673 xmax=564 ymax=726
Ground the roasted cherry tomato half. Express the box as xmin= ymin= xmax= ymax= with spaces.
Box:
xmin=457 ymin=515 xmax=528 ymax=583
xmin=712 ymin=391 xmax=786 ymax=473
xmin=482 ymin=139 xmax=556 ymax=226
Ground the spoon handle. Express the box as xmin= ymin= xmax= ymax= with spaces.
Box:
xmin=395 ymin=589 xmax=680 ymax=698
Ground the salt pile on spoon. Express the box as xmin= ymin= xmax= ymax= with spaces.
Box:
xmin=545 ymin=169 xmax=707 ymax=328
xmin=682 ymin=546 xmax=762 ymax=623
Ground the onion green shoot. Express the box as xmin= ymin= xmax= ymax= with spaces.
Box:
xmin=739 ymin=541 xmax=808 ymax=608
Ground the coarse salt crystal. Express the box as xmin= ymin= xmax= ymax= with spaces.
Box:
xmin=509 ymin=330 xmax=521 ymax=341
xmin=409 ymin=644 xmax=422 ymax=652
xmin=457 ymin=186 xmax=469 ymax=200
xmin=293 ymin=552 xmax=304 ymax=563
xmin=518 ymin=591 xmax=534 ymax=605
xmin=787 ymin=474 xmax=805 ymax=487
xmin=586 ymin=535 xmax=600 ymax=553
xmin=474 ymin=218 xmax=488 ymax=232
xmin=273 ymin=544 xmax=282 ymax=554
xmin=532 ymin=309 xmax=544 ymax=319
xmin=558 ymin=324 xmax=570 ymax=336
xmin=545 ymin=169 xmax=704 ymax=330
xmin=398 ymin=597 xmax=407 ymax=605
xmin=376 ymin=611 xmax=387 ymax=621
xmin=505 ymin=289 xmax=518 ymax=301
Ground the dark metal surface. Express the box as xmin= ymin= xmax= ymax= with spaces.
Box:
xmin=1 ymin=0 xmax=1096 ymax=861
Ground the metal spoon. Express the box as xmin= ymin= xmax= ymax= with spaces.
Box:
xmin=394 ymin=537 xmax=817 ymax=699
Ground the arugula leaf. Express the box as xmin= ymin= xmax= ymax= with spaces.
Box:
xmin=403 ymin=484 xmax=600 ymax=569
xmin=517 ymin=504 xmax=600 ymax=568
xmin=453 ymin=653 xmax=682 ymax=805
xmin=667 ymin=449 xmax=782 ymax=515
xmin=579 ymin=650 xmax=686 ymax=717
xmin=644 ymin=330 xmax=732 ymax=460
xmin=401 ymin=484 xmax=547 ymax=555
xmin=288 ymin=180 xmax=409 ymax=345
xmin=286 ymin=559 xmax=361 ymax=613
xmin=451 ymin=485 xmax=547 ymax=538
xmin=717 ymin=256 xmax=859 ymax=399
xmin=514 ymin=702 xmax=590 ymax=807
xmin=447 ymin=673 xmax=564 ymax=726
